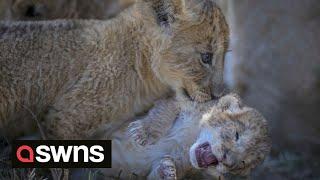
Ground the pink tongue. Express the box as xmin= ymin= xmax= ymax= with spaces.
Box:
xmin=197 ymin=142 xmax=218 ymax=167
xmin=204 ymin=152 xmax=218 ymax=165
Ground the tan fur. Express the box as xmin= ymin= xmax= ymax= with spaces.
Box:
xmin=1 ymin=0 xmax=134 ymax=20
xmin=0 ymin=0 xmax=229 ymax=139
xmin=100 ymin=94 xmax=271 ymax=179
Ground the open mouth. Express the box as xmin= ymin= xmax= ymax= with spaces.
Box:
xmin=195 ymin=142 xmax=218 ymax=168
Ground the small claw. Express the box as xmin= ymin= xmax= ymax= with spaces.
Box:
xmin=134 ymin=135 xmax=141 ymax=141
xmin=158 ymin=156 xmax=177 ymax=180
xmin=127 ymin=121 xmax=149 ymax=146
xmin=141 ymin=140 xmax=147 ymax=146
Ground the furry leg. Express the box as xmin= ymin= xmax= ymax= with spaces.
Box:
xmin=148 ymin=156 xmax=177 ymax=180
xmin=127 ymin=98 xmax=179 ymax=146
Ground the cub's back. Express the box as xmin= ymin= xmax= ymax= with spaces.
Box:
xmin=0 ymin=20 xmax=104 ymax=136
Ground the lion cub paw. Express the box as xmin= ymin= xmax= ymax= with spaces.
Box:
xmin=127 ymin=120 xmax=149 ymax=146
xmin=158 ymin=156 xmax=177 ymax=180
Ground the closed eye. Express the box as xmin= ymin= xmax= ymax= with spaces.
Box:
xmin=228 ymin=161 xmax=246 ymax=171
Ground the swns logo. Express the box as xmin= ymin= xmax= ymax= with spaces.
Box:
xmin=12 ymin=140 xmax=111 ymax=168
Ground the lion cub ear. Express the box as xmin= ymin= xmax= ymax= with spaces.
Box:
xmin=217 ymin=94 xmax=243 ymax=115
xmin=142 ymin=0 xmax=219 ymax=32
xmin=145 ymin=0 xmax=176 ymax=33
xmin=179 ymin=0 xmax=219 ymax=21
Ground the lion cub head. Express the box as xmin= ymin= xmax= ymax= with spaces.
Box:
xmin=189 ymin=94 xmax=271 ymax=177
xmin=147 ymin=0 xmax=229 ymax=102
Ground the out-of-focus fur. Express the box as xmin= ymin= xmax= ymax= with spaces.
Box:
xmin=0 ymin=0 xmax=229 ymax=139
xmin=100 ymin=94 xmax=271 ymax=179
xmin=0 ymin=0 xmax=134 ymax=20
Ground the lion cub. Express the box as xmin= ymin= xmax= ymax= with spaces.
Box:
xmin=100 ymin=94 xmax=271 ymax=179
xmin=0 ymin=0 xmax=228 ymax=139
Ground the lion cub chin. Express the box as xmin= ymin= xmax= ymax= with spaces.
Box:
xmin=99 ymin=94 xmax=271 ymax=179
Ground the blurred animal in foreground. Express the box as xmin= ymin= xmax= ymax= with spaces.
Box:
xmin=0 ymin=0 xmax=134 ymax=20
xmin=0 ymin=0 xmax=229 ymax=140
xmin=99 ymin=94 xmax=271 ymax=179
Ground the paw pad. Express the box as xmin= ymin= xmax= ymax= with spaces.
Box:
xmin=158 ymin=156 xmax=177 ymax=180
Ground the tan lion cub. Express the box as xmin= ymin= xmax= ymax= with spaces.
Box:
xmin=0 ymin=0 xmax=228 ymax=139
xmin=99 ymin=94 xmax=271 ymax=179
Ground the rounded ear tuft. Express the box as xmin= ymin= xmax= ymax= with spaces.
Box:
xmin=218 ymin=94 xmax=242 ymax=113
xmin=180 ymin=0 xmax=218 ymax=21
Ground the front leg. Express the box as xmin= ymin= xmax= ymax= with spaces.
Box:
xmin=44 ymin=73 xmax=110 ymax=139
xmin=44 ymin=94 xmax=101 ymax=139
xmin=128 ymin=98 xmax=179 ymax=146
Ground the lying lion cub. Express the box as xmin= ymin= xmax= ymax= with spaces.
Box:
xmin=99 ymin=94 xmax=271 ymax=179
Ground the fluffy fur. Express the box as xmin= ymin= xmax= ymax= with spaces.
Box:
xmin=98 ymin=94 xmax=271 ymax=179
xmin=1 ymin=0 xmax=134 ymax=20
xmin=0 ymin=0 xmax=229 ymax=139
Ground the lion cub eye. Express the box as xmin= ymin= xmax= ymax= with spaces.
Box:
xmin=235 ymin=132 xmax=239 ymax=141
xmin=200 ymin=52 xmax=213 ymax=65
